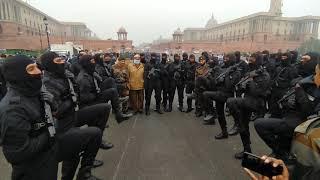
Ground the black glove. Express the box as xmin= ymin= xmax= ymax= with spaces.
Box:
xmin=93 ymin=72 xmax=103 ymax=82
xmin=65 ymin=70 xmax=75 ymax=79
xmin=41 ymin=90 xmax=57 ymax=111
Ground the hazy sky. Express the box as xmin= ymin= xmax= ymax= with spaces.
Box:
xmin=28 ymin=0 xmax=320 ymax=45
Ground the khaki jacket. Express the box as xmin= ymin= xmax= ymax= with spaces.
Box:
xmin=128 ymin=63 xmax=144 ymax=90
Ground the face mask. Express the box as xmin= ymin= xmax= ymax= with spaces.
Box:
xmin=133 ymin=60 xmax=140 ymax=64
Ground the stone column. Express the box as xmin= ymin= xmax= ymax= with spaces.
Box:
xmin=0 ymin=2 xmax=2 ymax=20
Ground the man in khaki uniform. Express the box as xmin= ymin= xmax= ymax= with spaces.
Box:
xmin=128 ymin=54 xmax=145 ymax=114
xmin=194 ymin=56 xmax=210 ymax=117
xmin=112 ymin=56 xmax=130 ymax=113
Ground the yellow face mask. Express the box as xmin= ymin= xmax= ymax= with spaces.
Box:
xmin=314 ymin=65 xmax=320 ymax=88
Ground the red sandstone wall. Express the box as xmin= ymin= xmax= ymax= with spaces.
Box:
xmin=0 ymin=21 xmax=133 ymax=51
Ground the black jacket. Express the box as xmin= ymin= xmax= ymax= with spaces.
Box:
xmin=0 ymin=88 xmax=51 ymax=165
xmin=272 ymin=65 xmax=298 ymax=89
xmin=144 ymin=62 xmax=161 ymax=82
xmin=247 ymin=69 xmax=271 ymax=98
xmin=185 ymin=61 xmax=198 ymax=82
xmin=43 ymin=71 xmax=77 ymax=132
xmin=217 ymin=68 xmax=241 ymax=93
xmin=0 ymin=65 xmax=6 ymax=100
xmin=95 ymin=63 xmax=113 ymax=81
xmin=76 ymin=70 xmax=97 ymax=106
xmin=168 ymin=61 xmax=185 ymax=83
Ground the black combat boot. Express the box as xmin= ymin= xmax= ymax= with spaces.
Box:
xmin=215 ymin=127 xmax=228 ymax=140
xmin=186 ymin=98 xmax=194 ymax=113
xmin=235 ymin=133 xmax=252 ymax=160
xmin=100 ymin=140 xmax=114 ymax=150
xmin=155 ymin=104 xmax=163 ymax=114
xmin=76 ymin=166 xmax=101 ymax=180
xmin=178 ymin=104 xmax=184 ymax=112
xmin=195 ymin=108 xmax=203 ymax=117
xmin=145 ymin=107 xmax=150 ymax=116
xmin=166 ymin=103 xmax=173 ymax=112
xmin=115 ymin=110 xmax=131 ymax=123
xmin=228 ymin=123 xmax=240 ymax=136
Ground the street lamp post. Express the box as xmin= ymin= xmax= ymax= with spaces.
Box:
xmin=43 ymin=17 xmax=50 ymax=50
xmin=38 ymin=26 xmax=43 ymax=50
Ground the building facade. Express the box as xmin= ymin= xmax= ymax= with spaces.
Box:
xmin=151 ymin=0 xmax=320 ymax=53
xmin=0 ymin=0 xmax=132 ymax=51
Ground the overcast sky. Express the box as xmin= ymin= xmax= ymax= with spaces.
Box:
xmin=28 ymin=0 xmax=320 ymax=45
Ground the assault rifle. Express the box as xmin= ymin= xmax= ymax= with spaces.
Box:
xmin=66 ymin=77 xmax=79 ymax=112
xmin=147 ymin=67 xmax=160 ymax=79
xmin=215 ymin=62 xmax=241 ymax=81
xmin=235 ymin=66 xmax=265 ymax=91
xmin=277 ymin=76 xmax=312 ymax=109
xmin=41 ymin=85 xmax=56 ymax=138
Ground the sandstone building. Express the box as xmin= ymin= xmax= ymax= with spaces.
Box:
xmin=0 ymin=0 xmax=132 ymax=51
xmin=151 ymin=0 xmax=320 ymax=53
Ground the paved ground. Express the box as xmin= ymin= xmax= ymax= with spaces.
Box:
xmin=0 ymin=98 xmax=271 ymax=180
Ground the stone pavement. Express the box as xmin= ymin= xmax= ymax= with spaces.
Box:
xmin=0 ymin=101 xmax=271 ymax=180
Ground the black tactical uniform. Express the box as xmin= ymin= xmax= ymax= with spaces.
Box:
xmin=255 ymin=62 xmax=320 ymax=161
xmin=0 ymin=64 xmax=6 ymax=100
xmin=160 ymin=53 xmax=170 ymax=111
xmin=269 ymin=52 xmax=299 ymax=118
xmin=168 ymin=54 xmax=186 ymax=112
xmin=94 ymin=53 xmax=117 ymax=90
xmin=76 ymin=55 xmax=130 ymax=123
xmin=185 ymin=54 xmax=198 ymax=113
xmin=227 ymin=54 xmax=271 ymax=159
xmin=203 ymin=54 xmax=241 ymax=139
xmin=40 ymin=52 xmax=113 ymax=179
xmin=234 ymin=51 xmax=249 ymax=77
xmin=0 ymin=56 xmax=102 ymax=180
xmin=144 ymin=53 xmax=162 ymax=115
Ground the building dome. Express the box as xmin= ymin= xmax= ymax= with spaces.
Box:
xmin=118 ymin=27 xmax=127 ymax=33
xmin=205 ymin=14 xmax=218 ymax=28
xmin=173 ymin=28 xmax=183 ymax=35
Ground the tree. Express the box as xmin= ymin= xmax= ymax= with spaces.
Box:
xmin=298 ymin=38 xmax=320 ymax=54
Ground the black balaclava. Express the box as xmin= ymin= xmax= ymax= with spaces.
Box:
xmin=189 ymin=54 xmax=196 ymax=63
xmin=161 ymin=53 xmax=167 ymax=64
xmin=202 ymin=51 xmax=209 ymax=62
xmin=235 ymin=51 xmax=241 ymax=63
xmin=248 ymin=53 xmax=261 ymax=71
xmin=40 ymin=52 xmax=65 ymax=77
xmin=182 ymin=52 xmax=188 ymax=61
xmin=104 ymin=53 xmax=112 ymax=64
xmin=79 ymin=55 xmax=96 ymax=75
xmin=3 ymin=55 xmax=42 ymax=97
xmin=150 ymin=53 xmax=157 ymax=64
xmin=140 ymin=53 xmax=146 ymax=64
xmin=290 ymin=51 xmax=298 ymax=64
xmin=94 ymin=53 xmax=104 ymax=66
xmin=262 ymin=50 xmax=270 ymax=64
xmin=224 ymin=54 xmax=236 ymax=68
xmin=281 ymin=52 xmax=291 ymax=67
xmin=174 ymin=54 xmax=180 ymax=63
xmin=300 ymin=52 xmax=319 ymax=77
